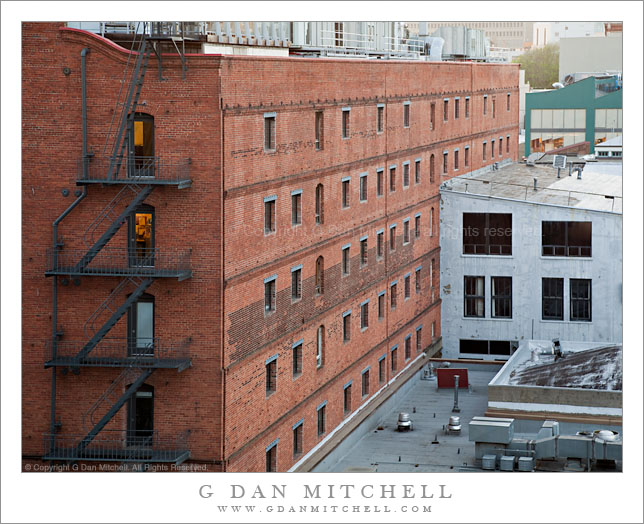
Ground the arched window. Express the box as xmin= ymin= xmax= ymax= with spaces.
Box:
xmin=315 ymin=183 xmax=324 ymax=224
xmin=430 ymin=154 xmax=435 ymax=183
xmin=128 ymin=112 xmax=155 ymax=177
xmin=316 ymin=325 xmax=325 ymax=368
xmin=315 ymin=256 xmax=324 ymax=295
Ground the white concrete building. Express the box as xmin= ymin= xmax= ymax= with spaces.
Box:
xmin=439 ymin=161 xmax=622 ymax=360
xmin=533 ymin=22 xmax=605 ymax=47
xmin=594 ymin=135 xmax=622 ymax=159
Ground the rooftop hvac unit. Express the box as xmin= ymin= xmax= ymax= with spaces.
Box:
xmin=481 ymin=455 xmax=496 ymax=470
xmin=517 ymin=456 xmax=535 ymax=471
xmin=499 ymin=455 xmax=515 ymax=471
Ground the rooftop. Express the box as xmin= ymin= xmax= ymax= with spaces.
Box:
xmin=595 ymin=135 xmax=623 ymax=147
xmin=441 ymin=161 xmax=622 ymax=213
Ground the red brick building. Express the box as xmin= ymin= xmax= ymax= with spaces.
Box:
xmin=22 ymin=23 xmax=519 ymax=472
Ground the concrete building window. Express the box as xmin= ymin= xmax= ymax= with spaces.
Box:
xmin=360 ymin=172 xmax=368 ymax=202
xmin=460 ymin=339 xmax=518 ymax=356
xmin=264 ymin=196 xmax=276 ymax=235
xmin=404 ymin=273 xmax=411 ymax=299
xmin=542 ymin=221 xmax=592 ymax=257
xmin=315 ymin=111 xmax=324 ymax=150
xmin=378 ymin=291 xmax=385 ymax=320
xmin=292 ymin=340 xmax=303 ymax=378
xmin=377 ymin=168 xmax=384 ymax=197
xmin=430 ymin=154 xmax=435 ymax=183
xmin=416 ymin=326 xmax=423 ymax=353
xmin=389 ymin=224 xmax=396 ymax=251
xmin=343 ymin=382 xmax=352 ymax=414
xmin=362 ymin=368 xmax=370 ymax=397
xmin=377 ymin=229 xmax=384 ymax=259
xmin=316 ymin=325 xmax=325 ymax=368
xmin=465 ymin=96 xmax=470 ymax=118
xmin=315 ymin=256 xmax=324 ymax=295
xmin=492 ymin=276 xmax=512 ymax=318
xmin=465 ymin=146 xmax=470 ymax=167
xmin=342 ymin=108 xmax=351 ymax=139
xmin=293 ymin=422 xmax=303 ymax=458
xmin=265 ymin=355 xmax=277 ymax=396
xmin=341 ymin=177 xmax=350 ymax=208
xmin=264 ymin=113 xmax=276 ymax=151
xmin=430 ymin=102 xmax=435 ymax=130
xmin=342 ymin=244 xmax=350 ymax=276
xmin=415 ymin=213 xmax=421 ymax=239
xmin=291 ymin=190 xmax=302 ymax=226
xmin=378 ymin=355 xmax=386 ymax=383
xmin=483 ymin=141 xmax=487 ymax=161
xmin=317 ymin=402 xmax=326 ymax=436
xmin=403 ymin=101 xmax=410 ymax=128
xmin=403 ymin=162 xmax=410 ymax=188
xmin=483 ymin=95 xmax=488 ymax=115
xmin=391 ymin=346 xmax=398 ymax=372
xmin=360 ymin=236 xmax=368 ymax=266
xmin=415 ymin=266 xmax=422 ymax=293
xmin=530 ymin=109 xmax=586 ymax=153
xmin=570 ymin=279 xmax=592 ymax=322
xmin=377 ymin=104 xmax=384 ymax=133
xmin=315 ymin=184 xmax=324 ymax=224
xmin=389 ymin=166 xmax=396 ymax=192
xmin=464 ymin=276 xmax=485 ymax=317
xmin=266 ymin=440 xmax=278 ymax=472
xmin=404 ymin=335 xmax=412 ymax=360
xmin=360 ymin=300 xmax=369 ymax=330
xmin=542 ymin=278 xmax=564 ymax=320
xmin=414 ymin=159 xmax=421 ymax=184
xmin=454 ymin=149 xmax=459 ymax=170
xmin=343 ymin=310 xmax=352 ymax=342
xmin=291 ymin=265 xmax=302 ymax=301
xmin=463 ymin=213 xmax=512 ymax=255
xmin=443 ymin=151 xmax=448 ymax=174
xmin=264 ymin=275 xmax=277 ymax=314
xmin=443 ymin=99 xmax=449 ymax=122
xmin=390 ymin=281 xmax=398 ymax=310
xmin=403 ymin=218 xmax=410 ymax=245
xmin=454 ymin=98 xmax=460 ymax=119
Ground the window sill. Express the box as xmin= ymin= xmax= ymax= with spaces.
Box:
xmin=266 ymin=391 xmax=276 ymax=398
xmin=291 ymin=297 xmax=302 ymax=304
xmin=292 ymin=373 xmax=302 ymax=381
xmin=264 ymin=310 xmax=276 ymax=318
xmin=291 ymin=222 xmax=302 ymax=228
xmin=461 ymin=316 xmax=514 ymax=322
xmin=264 ymin=149 xmax=276 ymax=154
xmin=540 ymin=256 xmax=592 ymax=261
xmin=361 ymin=326 xmax=368 ymax=332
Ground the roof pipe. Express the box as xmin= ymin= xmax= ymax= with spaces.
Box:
xmin=81 ymin=47 xmax=91 ymax=179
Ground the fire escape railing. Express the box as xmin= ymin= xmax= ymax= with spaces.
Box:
xmin=78 ymin=156 xmax=192 ymax=187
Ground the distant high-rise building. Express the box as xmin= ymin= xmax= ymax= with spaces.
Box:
xmin=415 ymin=21 xmax=533 ymax=49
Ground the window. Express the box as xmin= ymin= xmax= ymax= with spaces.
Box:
xmin=443 ymin=99 xmax=449 ymax=121
xmin=316 ymin=325 xmax=325 ymax=368
xmin=570 ymin=279 xmax=592 ymax=321
xmin=507 ymin=93 xmax=511 ymax=112
xmin=361 ymin=369 xmax=370 ymax=397
xmin=404 ymin=335 xmax=411 ymax=360
xmin=317 ymin=403 xmax=326 ymax=436
xmin=378 ymin=291 xmax=385 ymax=320
xmin=315 ymin=111 xmax=324 ymax=150
xmin=315 ymin=184 xmax=324 ymax=224
xmin=460 ymin=339 xmax=518 ymax=356
xmin=377 ymin=168 xmax=384 ymax=197
xmin=492 ymin=98 xmax=496 ymax=118
xmin=264 ymin=196 xmax=276 ymax=235
xmin=376 ymin=229 xmax=384 ymax=259
xmin=266 ymin=441 xmax=277 ymax=472
xmin=454 ymin=149 xmax=459 ymax=170
xmin=341 ymin=177 xmax=350 ymax=208
xmin=430 ymin=154 xmax=435 ymax=183
xmin=415 ymin=214 xmax=421 ymax=239
xmin=465 ymin=97 xmax=470 ymax=118
xmin=343 ymin=310 xmax=351 ymax=342
xmin=483 ymin=95 xmax=488 ymax=115
xmin=293 ymin=423 xmax=303 ymax=458
xmin=463 ymin=213 xmax=512 ymax=255
xmin=342 ymin=108 xmax=350 ymax=139
xmin=389 ymin=225 xmax=396 ymax=251
xmin=465 ymin=146 xmax=469 ymax=167
xmin=264 ymin=276 xmax=276 ymax=314
xmin=414 ymin=159 xmax=421 ymax=184
xmin=403 ymin=162 xmax=410 ymax=187
xmin=491 ymin=277 xmax=512 ymax=318
xmin=292 ymin=340 xmax=303 ymax=377
xmin=404 ymin=274 xmax=411 ymax=299
xmin=390 ymin=282 xmax=397 ymax=310
xmin=443 ymin=151 xmax=448 ymax=174
xmin=315 ymin=256 xmax=324 ymax=295
xmin=264 ymin=113 xmax=276 ymax=151
xmin=265 ymin=355 xmax=277 ymax=395
xmin=359 ymin=173 xmax=368 ymax=202
xmin=291 ymin=265 xmax=302 ymax=301
xmin=378 ymin=356 xmax=386 ymax=383
xmin=389 ymin=166 xmax=396 ymax=192
xmin=542 ymin=221 xmax=592 ymax=257
xmin=430 ymin=102 xmax=435 ymax=130
xmin=377 ymin=104 xmax=384 ymax=133
xmin=391 ymin=346 xmax=398 ymax=372
xmin=542 ymin=278 xmax=563 ymax=320
xmin=464 ymin=276 xmax=485 ymax=317
xmin=416 ymin=327 xmax=422 ymax=353
xmin=403 ymin=101 xmax=410 ymax=128
xmin=360 ymin=237 xmax=368 ymax=266
xmin=506 ymin=135 xmax=510 ymax=153
xmin=499 ymin=137 xmax=503 ymax=156
xmin=360 ymin=300 xmax=369 ymax=330
xmin=291 ymin=191 xmax=302 ymax=226
xmin=491 ymin=139 xmax=495 ymax=158
xmin=415 ymin=267 xmax=421 ymax=293
xmin=430 ymin=259 xmax=435 ymax=299
xmin=342 ymin=245 xmax=350 ymax=276
xmin=403 ymin=219 xmax=410 ymax=244
xmin=454 ymin=98 xmax=460 ymax=119
xmin=343 ymin=383 xmax=352 ymax=414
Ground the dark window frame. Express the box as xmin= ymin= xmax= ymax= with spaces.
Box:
xmin=570 ymin=278 xmax=592 ymax=322
xmin=491 ymin=276 xmax=512 ymax=319
xmin=464 ymin=276 xmax=485 ymax=318
xmin=542 ymin=277 xmax=564 ymax=320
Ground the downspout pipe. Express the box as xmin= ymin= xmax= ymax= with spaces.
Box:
xmin=81 ymin=47 xmax=91 ymax=179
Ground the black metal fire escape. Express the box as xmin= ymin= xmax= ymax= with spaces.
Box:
xmin=43 ymin=29 xmax=193 ymax=465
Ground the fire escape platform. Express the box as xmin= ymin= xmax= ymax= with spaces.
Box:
xmin=44 ymin=356 xmax=192 ymax=371
xmin=43 ymin=448 xmax=191 ymax=464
